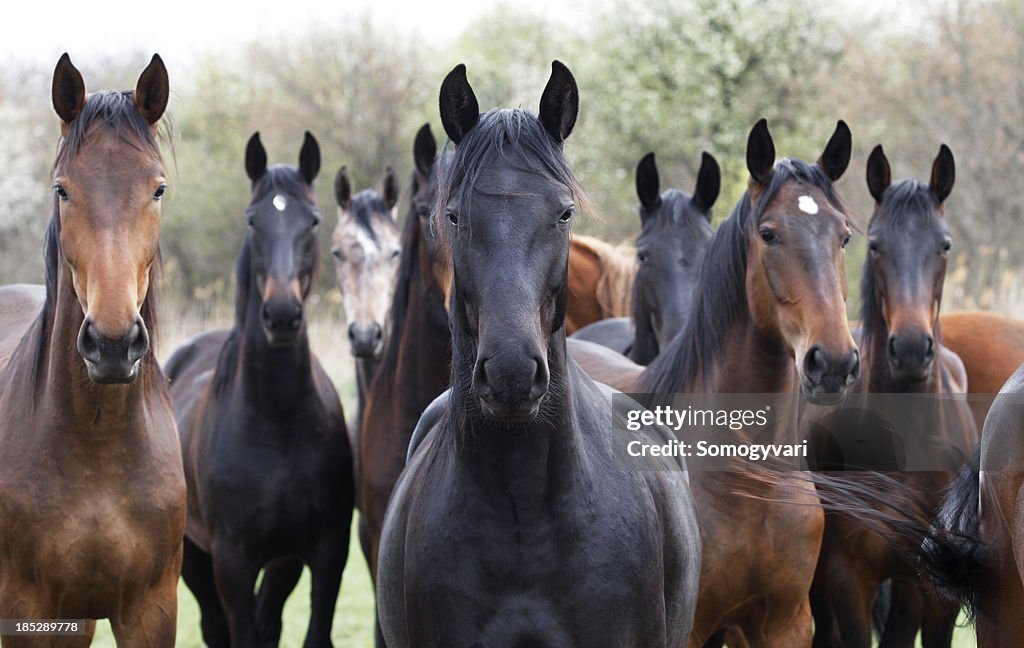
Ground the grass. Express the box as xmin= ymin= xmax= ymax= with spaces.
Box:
xmin=85 ymin=290 xmax=980 ymax=646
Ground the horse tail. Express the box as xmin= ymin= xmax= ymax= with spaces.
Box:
xmin=919 ymin=447 xmax=985 ymax=616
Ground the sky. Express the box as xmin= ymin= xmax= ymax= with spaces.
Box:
xmin=0 ymin=0 xmax=581 ymax=70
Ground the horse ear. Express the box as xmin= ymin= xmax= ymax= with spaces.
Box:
xmin=692 ymin=151 xmax=721 ymax=216
xmin=818 ymin=120 xmax=852 ymax=182
xmin=539 ymin=60 xmax=579 ymax=142
xmin=635 ymin=152 xmax=661 ymax=214
xmin=134 ymin=54 xmax=169 ymax=125
xmin=383 ymin=167 xmax=400 ymax=211
xmin=929 ymin=144 xmax=955 ymax=205
xmin=439 ymin=64 xmax=479 ymax=145
xmin=334 ymin=166 xmax=352 ymax=210
xmin=52 ymin=52 xmax=86 ymax=125
xmin=866 ymin=144 xmax=891 ymax=204
xmin=413 ymin=123 xmax=437 ymax=177
xmin=298 ymin=131 xmax=320 ymax=184
xmin=245 ymin=132 xmax=267 ymax=183
xmin=746 ymin=118 xmax=775 ymax=186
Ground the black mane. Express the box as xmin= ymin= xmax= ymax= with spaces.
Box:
xmin=639 ymin=158 xmax=844 ymax=394
xmin=349 ymin=190 xmax=395 ymax=244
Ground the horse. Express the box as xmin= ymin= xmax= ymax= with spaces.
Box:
xmin=0 ymin=53 xmax=185 ymax=646
xmin=357 ymin=123 xmax=450 ymax=645
xmin=571 ymin=150 xmax=718 ymax=364
xmin=570 ymin=118 xmax=861 ymax=646
xmin=165 ymin=132 xmax=353 ymax=646
xmin=330 ymin=165 xmax=402 ymax=475
xmin=566 ymin=233 xmax=637 ymax=333
xmin=808 ymin=144 xmax=977 ymax=648
xmin=376 ymin=61 xmax=702 ymax=648
xmin=920 ymin=362 xmax=1024 ymax=647
xmin=938 ymin=310 xmax=1024 ymax=433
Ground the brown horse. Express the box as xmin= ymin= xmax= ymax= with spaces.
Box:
xmin=566 ymin=234 xmax=636 ymax=333
xmin=0 ymin=54 xmax=185 ymax=646
xmin=939 ymin=310 xmax=1024 ymax=433
xmin=809 ymin=144 xmax=976 ymax=648
xmin=358 ymin=124 xmax=450 ymax=645
xmin=572 ymin=118 xmax=860 ymax=647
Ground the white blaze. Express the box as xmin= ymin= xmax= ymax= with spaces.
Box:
xmin=273 ymin=194 xmax=288 ymax=211
xmin=798 ymin=195 xmax=819 ymax=214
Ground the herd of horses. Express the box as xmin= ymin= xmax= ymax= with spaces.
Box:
xmin=1 ymin=51 xmax=1024 ymax=648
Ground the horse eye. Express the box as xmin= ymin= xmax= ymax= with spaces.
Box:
xmin=941 ymin=239 xmax=952 ymax=254
xmin=637 ymin=250 xmax=649 ymax=264
xmin=868 ymin=241 xmax=880 ymax=254
xmin=247 ymin=215 xmax=256 ymax=228
xmin=312 ymin=215 xmax=321 ymax=229
xmin=680 ymin=258 xmax=689 ymax=268
xmin=54 ymin=184 xmax=68 ymax=201
xmin=331 ymin=248 xmax=342 ymax=260
xmin=447 ymin=210 xmax=459 ymax=226
xmin=153 ymin=185 xmax=166 ymax=200
xmin=840 ymin=233 xmax=851 ymax=249
xmin=758 ymin=227 xmax=779 ymax=245
xmin=390 ymin=249 xmax=401 ymax=261
xmin=559 ymin=207 xmax=574 ymax=223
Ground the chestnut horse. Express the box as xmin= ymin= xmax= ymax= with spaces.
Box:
xmin=0 ymin=54 xmax=185 ymax=645
xmin=572 ymin=119 xmax=861 ymax=646
xmin=331 ymin=165 xmax=402 ymax=474
xmin=809 ymin=144 xmax=976 ymax=648
xmin=566 ymin=234 xmax=636 ymax=333
xmin=377 ymin=60 xmax=701 ymax=648
xmin=571 ymin=150 xmax=718 ymax=364
xmin=165 ymin=133 xmax=353 ymax=646
xmin=359 ymin=123 xmax=450 ymax=645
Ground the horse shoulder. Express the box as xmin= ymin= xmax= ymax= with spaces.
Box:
xmin=939 ymin=344 xmax=968 ymax=393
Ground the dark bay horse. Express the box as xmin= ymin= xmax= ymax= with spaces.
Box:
xmin=0 ymin=53 xmax=185 ymax=645
xmin=572 ymin=118 xmax=861 ymax=646
xmin=377 ymin=61 xmax=702 ymax=647
xmin=331 ymin=165 xmax=402 ymax=471
xmin=571 ymin=150 xmax=718 ymax=364
xmin=809 ymin=144 xmax=976 ymax=648
xmin=358 ymin=123 xmax=450 ymax=644
xmin=165 ymin=132 xmax=353 ymax=646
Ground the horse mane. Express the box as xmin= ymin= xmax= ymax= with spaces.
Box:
xmin=860 ymin=179 xmax=944 ymax=367
xmin=639 ymin=158 xmax=844 ymax=394
xmin=433 ymin=108 xmax=590 ymax=237
xmin=348 ymin=190 xmax=396 ymax=244
xmin=213 ymin=165 xmax=318 ymax=396
xmin=32 ymin=91 xmax=165 ymax=393
xmin=572 ymin=234 xmax=637 ymax=318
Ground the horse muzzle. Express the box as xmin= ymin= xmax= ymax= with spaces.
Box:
xmin=77 ymin=317 xmax=149 ymax=384
xmin=473 ymin=350 xmax=549 ymax=423
xmin=801 ymin=345 xmax=860 ymax=405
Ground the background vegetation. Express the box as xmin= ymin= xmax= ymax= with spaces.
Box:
xmin=0 ymin=0 xmax=1012 ymax=644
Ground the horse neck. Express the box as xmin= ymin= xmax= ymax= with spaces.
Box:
xmin=38 ymin=268 xmax=159 ymax=434
xmin=630 ymin=289 xmax=659 ymax=364
xmin=232 ymin=279 xmax=314 ymax=409
xmin=703 ymin=307 xmax=797 ymax=395
xmin=449 ymin=326 xmax=581 ymax=500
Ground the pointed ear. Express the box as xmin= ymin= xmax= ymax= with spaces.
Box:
xmin=334 ymin=166 xmax=352 ymax=210
xmin=692 ymin=151 xmax=720 ymax=216
xmin=52 ymin=52 xmax=86 ymax=125
xmin=746 ymin=118 xmax=775 ymax=186
xmin=865 ymin=144 xmax=891 ymax=204
xmin=413 ymin=123 xmax=437 ymax=177
xmin=134 ymin=54 xmax=169 ymax=125
xmin=298 ymin=131 xmax=320 ymax=184
xmin=439 ymin=64 xmax=479 ymax=145
xmin=635 ymin=152 xmax=661 ymax=214
xmin=929 ymin=144 xmax=955 ymax=205
xmin=818 ymin=120 xmax=852 ymax=182
xmin=383 ymin=167 xmax=400 ymax=211
xmin=245 ymin=132 xmax=267 ymax=183
xmin=539 ymin=60 xmax=579 ymax=142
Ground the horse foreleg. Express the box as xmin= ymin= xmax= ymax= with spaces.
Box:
xmin=181 ymin=536 xmax=229 ymax=648
xmin=254 ymin=556 xmax=303 ymax=644
xmin=211 ymin=542 xmax=261 ymax=646
xmin=109 ymin=565 xmax=178 ymax=648
xmin=303 ymin=529 xmax=349 ymax=648
xmin=878 ymin=577 xmax=923 ymax=648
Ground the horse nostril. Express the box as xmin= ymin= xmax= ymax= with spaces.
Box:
xmin=77 ymin=320 xmax=102 ymax=363
xmin=888 ymin=336 xmax=901 ymax=366
xmin=804 ymin=346 xmax=825 ymax=380
xmin=262 ymin=303 xmax=272 ymax=324
xmin=290 ymin=314 xmax=302 ymax=330
xmin=924 ymin=335 xmax=936 ymax=360
xmin=125 ymin=319 xmax=149 ymax=363
xmin=371 ymin=323 xmax=383 ymax=344
xmin=849 ymin=349 xmax=861 ymax=382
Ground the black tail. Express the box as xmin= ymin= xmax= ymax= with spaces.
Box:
xmin=920 ymin=448 xmax=986 ymax=616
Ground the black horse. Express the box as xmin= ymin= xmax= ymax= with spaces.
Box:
xmin=376 ymin=61 xmax=701 ymax=647
xmin=165 ymin=132 xmax=353 ymax=647
xmin=571 ymin=150 xmax=718 ymax=364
